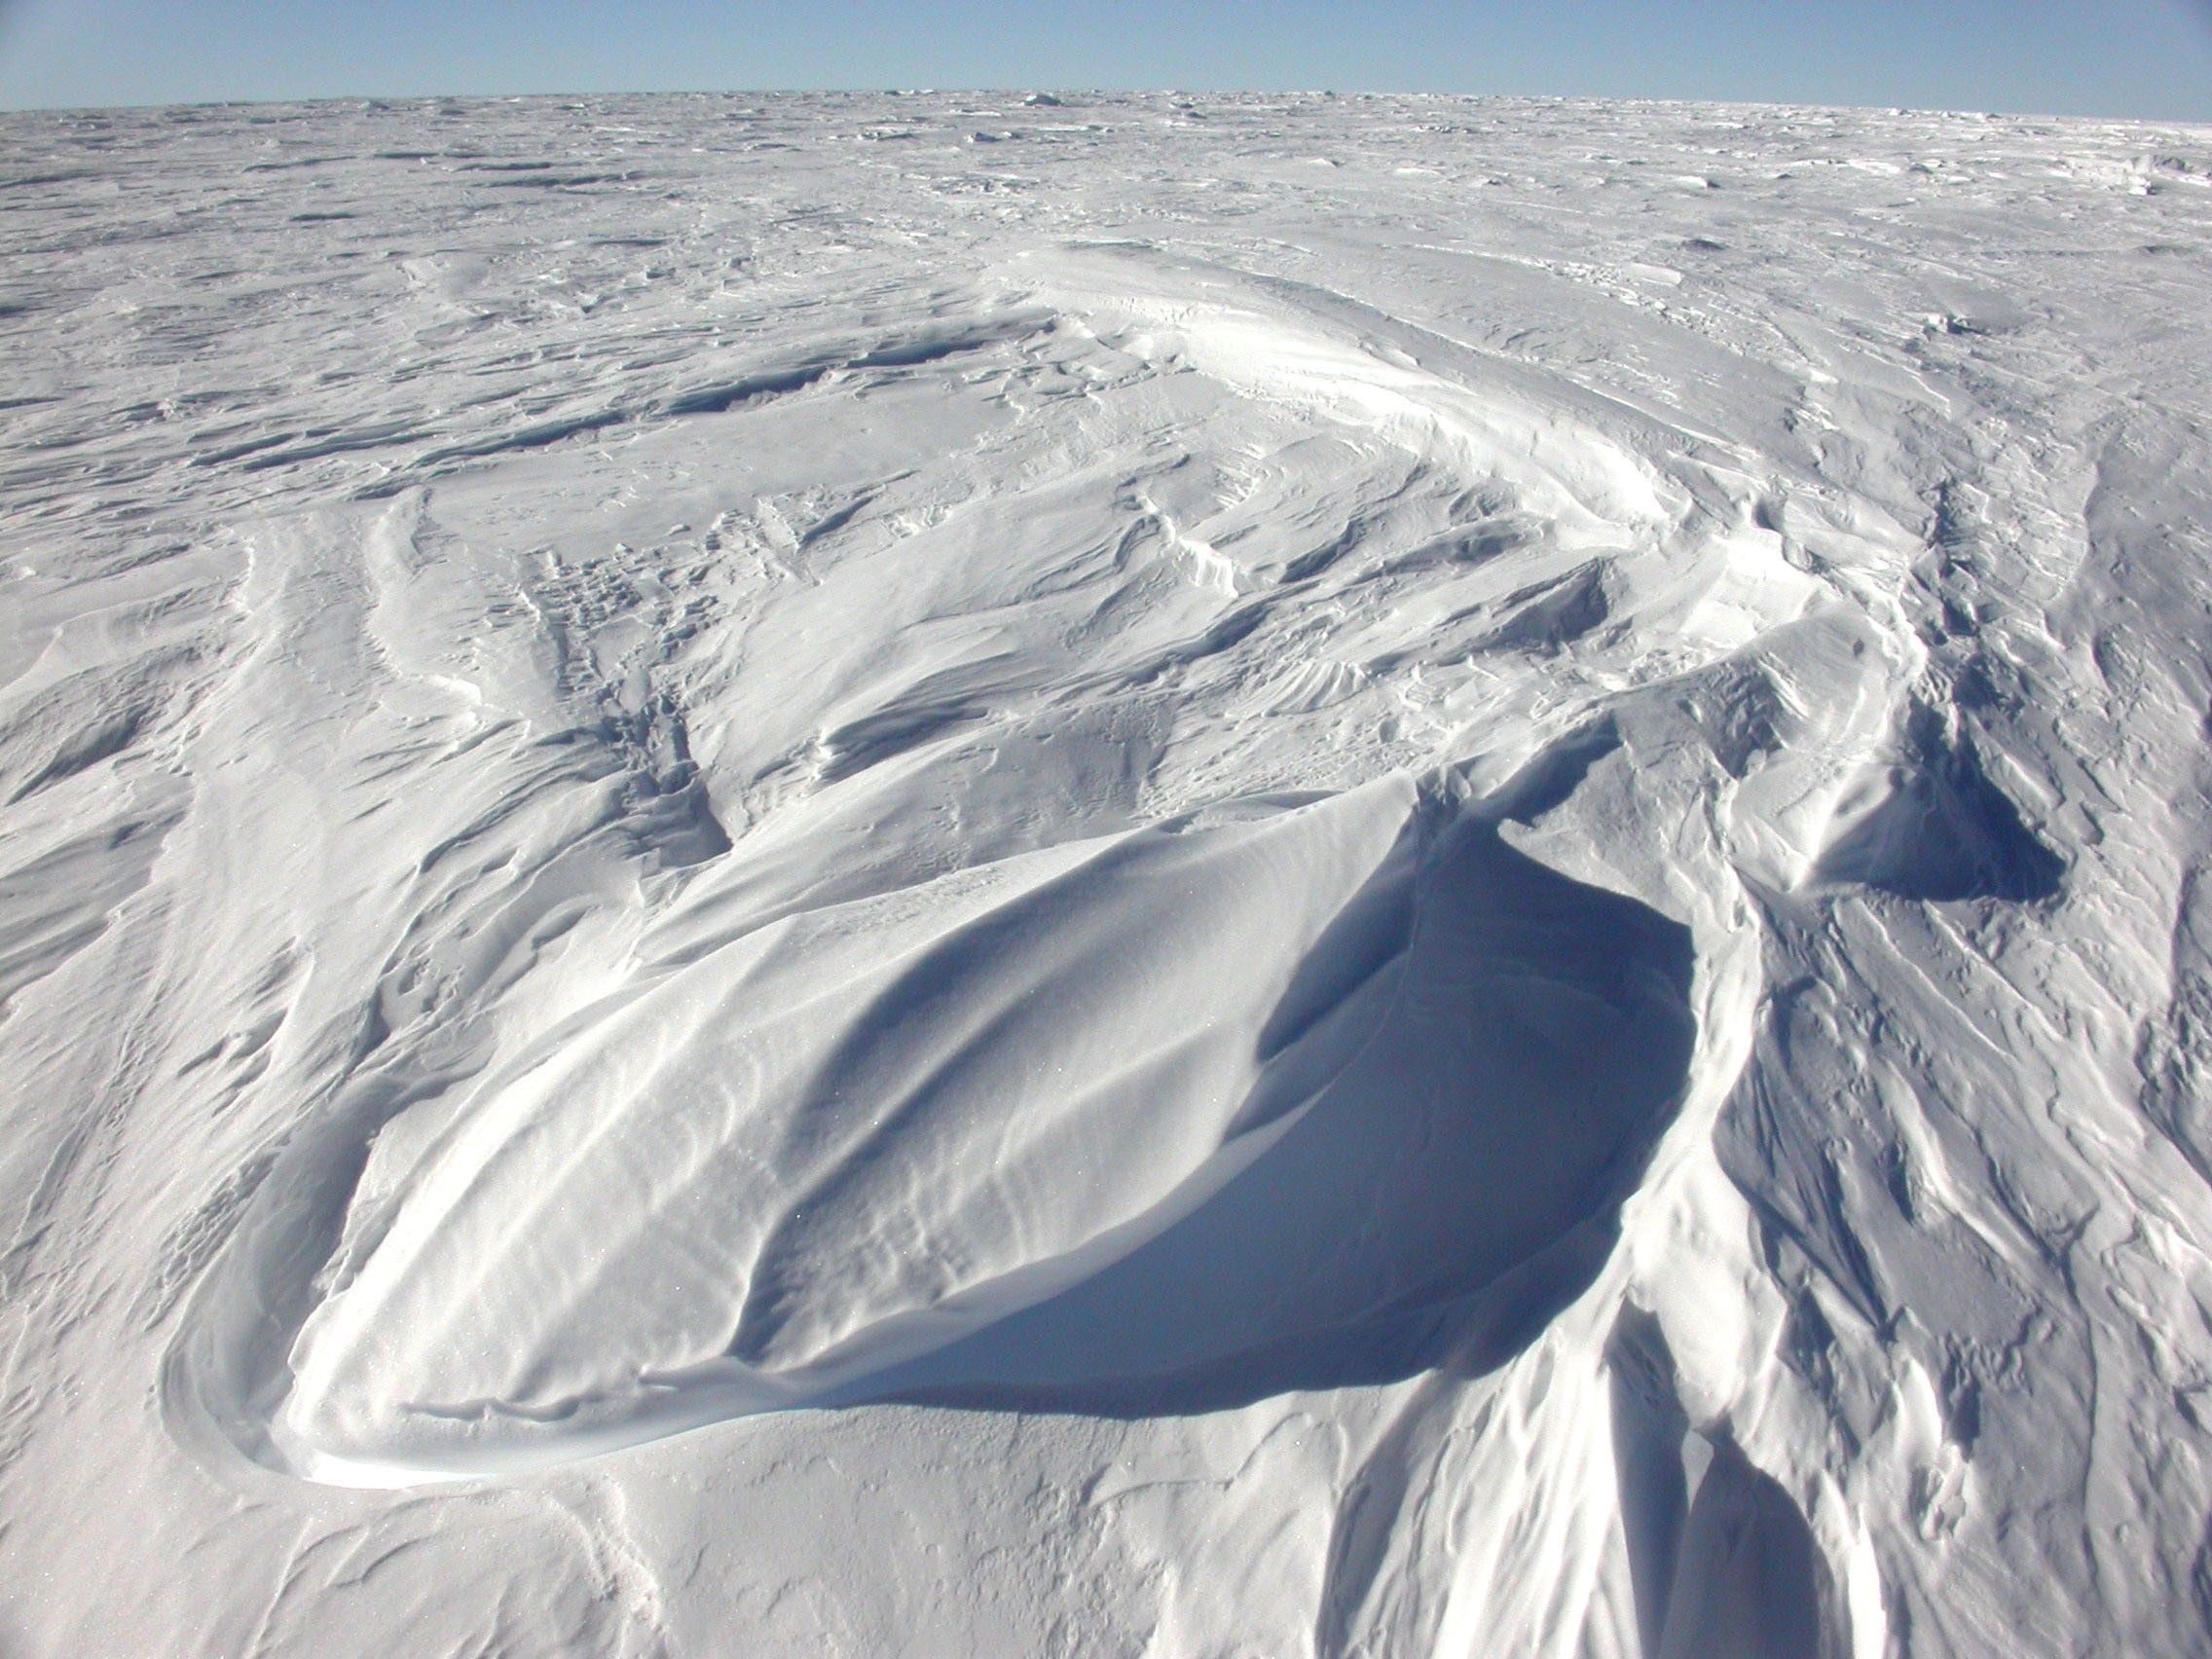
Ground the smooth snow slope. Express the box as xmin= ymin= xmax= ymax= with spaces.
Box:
xmin=2 ymin=91 xmax=2211 ymax=1656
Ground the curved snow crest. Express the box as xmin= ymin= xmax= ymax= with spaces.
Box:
xmin=189 ymin=769 xmax=1701 ymax=1484
xmin=153 ymin=239 xmax=2021 ymax=1495
xmin=100 ymin=275 xmax=2060 ymax=1659
xmin=1008 ymin=243 xmax=1674 ymax=544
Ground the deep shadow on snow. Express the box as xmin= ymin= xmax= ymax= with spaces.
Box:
xmin=828 ymin=806 xmax=1699 ymax=1418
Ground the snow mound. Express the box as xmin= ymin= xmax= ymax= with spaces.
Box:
xmin=248 ymin=780 xmax=1693 ymax=1480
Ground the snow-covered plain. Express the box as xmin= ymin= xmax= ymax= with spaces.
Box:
xmin=3 ymin=88 xmax=2211 ymax=1655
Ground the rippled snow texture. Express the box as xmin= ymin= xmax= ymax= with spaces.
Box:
xmin=4 ymin=90 xmax=2212 ymax=1657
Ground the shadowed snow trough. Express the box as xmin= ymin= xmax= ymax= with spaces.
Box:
xmin=4 ymin=90 xmax=2208 ymax=1659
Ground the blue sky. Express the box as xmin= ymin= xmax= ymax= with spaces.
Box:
xmin=2 ymin=0 xmax=2208 ymax=119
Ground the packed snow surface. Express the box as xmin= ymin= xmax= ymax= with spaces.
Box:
xmin=4 ymin=89 xmax=2212 ymax=1655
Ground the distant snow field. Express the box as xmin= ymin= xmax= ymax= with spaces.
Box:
xmin=3 ymin=91 xmax=2211 ymax=1655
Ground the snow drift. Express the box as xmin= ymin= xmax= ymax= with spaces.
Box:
xmin=3 ymin=90 xmax=2210 ymax=1658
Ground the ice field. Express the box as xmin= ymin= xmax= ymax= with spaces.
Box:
xmin=3 ymin=90 xmax=2212 ymax=1654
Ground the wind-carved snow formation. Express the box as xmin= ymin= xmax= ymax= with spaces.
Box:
xmin=2 ymin=92 xmax=2209 ymax=1657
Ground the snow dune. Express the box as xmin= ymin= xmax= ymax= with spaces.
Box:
xmin=264 ymin=778 xmax=1695 ymax=1480
xmin=168 ymin=243 xmax=1751 ymax=1485
xmin=4 ymin=91 xmax=2209 ymax=1657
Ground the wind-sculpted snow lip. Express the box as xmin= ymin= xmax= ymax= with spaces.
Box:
xmin=207 ymin=776 xmax=1695 ymax=1484
xmin=141 ymin=242 xmax=1785 ymax=1489
xmin=156 ymin=239 xmax=2036 ymax=1493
